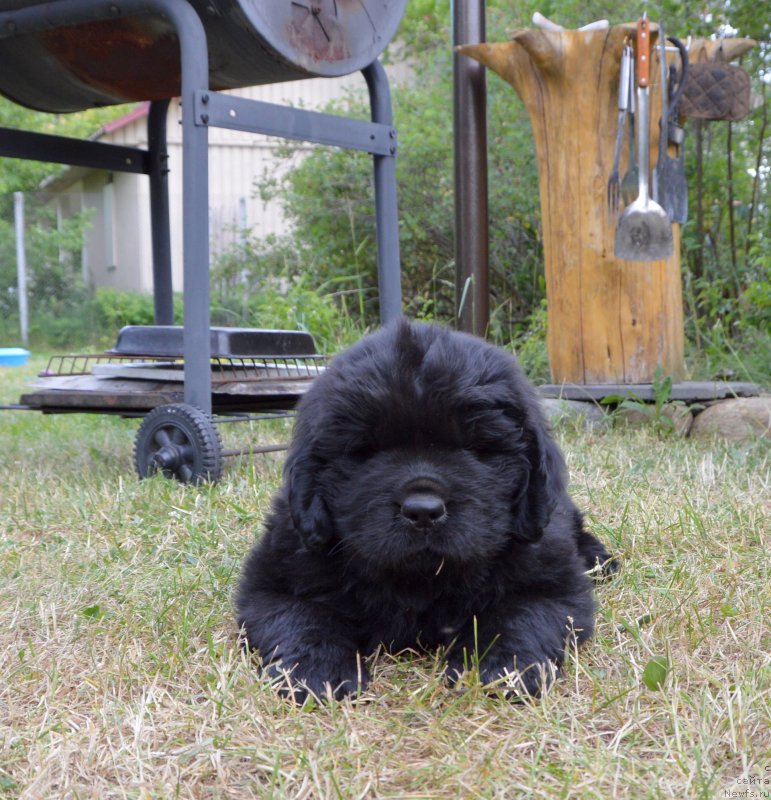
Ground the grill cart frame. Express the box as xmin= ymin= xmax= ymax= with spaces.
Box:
xmin=0 ymin=0 xmax=404 ymax=482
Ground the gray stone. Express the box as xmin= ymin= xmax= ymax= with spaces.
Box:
xmin=690 ymin=397 xmax=771 ymax=441
xmin=613 ymin=402 xmax=693 ymax=436
xmin=541 ymin=398 xmax=608 ymax=429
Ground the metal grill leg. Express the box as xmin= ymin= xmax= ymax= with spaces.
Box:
xmin=175 ymin=6 xmax=212 ymax=414
xmin=363 ymin=61 xmax=402 ymax=325
xmin=148 ymin=99 xmax=173 ymax=325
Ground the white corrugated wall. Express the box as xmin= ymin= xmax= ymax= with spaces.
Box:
xmin=96 ymin=71 xmax=387 ymax=292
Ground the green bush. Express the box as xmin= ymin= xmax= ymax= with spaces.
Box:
xmin=211 ymin=237 xmax=366 ymax=353
xmin=255 ymin=44 xmax=542 ymax=335
xmin=508 ymin=300 xmax=550 ymax=383
xmin=90 ymin=288 xmax=184 ymax=334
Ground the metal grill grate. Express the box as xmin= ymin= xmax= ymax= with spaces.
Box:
xmin=41 ymin=353 xmax=328 ymax=383
xmin=210 ymin=355 xmax=328 ymax=383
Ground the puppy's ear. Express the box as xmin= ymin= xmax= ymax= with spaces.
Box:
xmin=510 ymin=421 xmax=567 ymax=544
xmin=285 ymin=448 xmax=335 ymax=550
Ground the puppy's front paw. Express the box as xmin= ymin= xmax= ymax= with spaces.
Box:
xmin=481 ymin=656 xmax=560 ymax=698
xmin=579 ymin=534 xmax=620 ymax=580
xmin=265 ymin=645 xmax=369 ymax=704
xmin=445 ymin=650 xmax=559 ymax=699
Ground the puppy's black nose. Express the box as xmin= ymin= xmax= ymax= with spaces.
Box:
xmin=401 ymin=493 xmax=446 ymax=530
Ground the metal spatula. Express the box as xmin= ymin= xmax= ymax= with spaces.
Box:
xmin=662 ymin=36 xmax=690 ymax=223
xmin=614 ymin=16 xmax=674 ymax=262
xmin=653 ymin=25 xmax=689 ymax=223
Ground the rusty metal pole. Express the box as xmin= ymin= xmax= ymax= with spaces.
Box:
xmin=453 ymin=0 xmax=489 ymax=337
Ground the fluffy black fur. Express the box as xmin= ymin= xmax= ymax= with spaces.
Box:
xmin=236 ymin=320 xmax=616 ymax=702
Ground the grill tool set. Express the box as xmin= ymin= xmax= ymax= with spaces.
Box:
xmin=609 ymin=16 xmax=690 ymax=261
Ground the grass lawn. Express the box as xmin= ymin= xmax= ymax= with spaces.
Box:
xmin=0 ymin=355 xmax=768 ymax=799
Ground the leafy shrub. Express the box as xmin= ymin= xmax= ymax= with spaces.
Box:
xmin=91 ymin=288 xmax=183 ymax=334
xmin=255 ymin=44 xmax=542 ymax=333
xmin=211 ymin=236 xmax=365 ymax=353
xmin=508 ymin=300 xmax=550 ymax=383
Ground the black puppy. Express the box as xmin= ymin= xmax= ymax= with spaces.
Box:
xmin=236 ymin=321 xmax=615 ymax=701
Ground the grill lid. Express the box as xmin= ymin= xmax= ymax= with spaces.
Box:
xmin=0 ymin=0 xmax=407 ymax=112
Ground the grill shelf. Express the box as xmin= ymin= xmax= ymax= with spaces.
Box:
xmin=21 ymin=351 xmax=328 ymax=416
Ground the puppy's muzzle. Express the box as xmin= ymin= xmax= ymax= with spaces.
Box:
xmin=400 ymin=492 xmax=447 ymax=531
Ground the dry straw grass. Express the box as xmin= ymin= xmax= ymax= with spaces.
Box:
xmin=1 ymin=357 xmax=768 ymax=799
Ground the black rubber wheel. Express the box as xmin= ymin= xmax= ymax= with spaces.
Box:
xmin=134 ymin=404 xmax=224 ymax=485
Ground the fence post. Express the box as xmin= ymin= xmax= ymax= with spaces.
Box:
xmin=13 ymin=191 xmax=29 ymax=346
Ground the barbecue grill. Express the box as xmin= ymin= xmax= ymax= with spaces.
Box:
xmin=0 ymin=0 xmax=406 ymax=483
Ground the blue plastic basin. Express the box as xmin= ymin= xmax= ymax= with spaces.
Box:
xmin=0 ymin=347 xmax=30 ymax=366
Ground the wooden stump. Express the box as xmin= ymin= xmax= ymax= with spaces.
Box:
xmin=461 ymin=25 xmax=685 ymax=384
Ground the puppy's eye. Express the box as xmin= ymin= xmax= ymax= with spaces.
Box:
xmin=343 ymin=442 xmax=373 ymax=462
xmin=467 ymin=409 xmax=523 ymax=452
